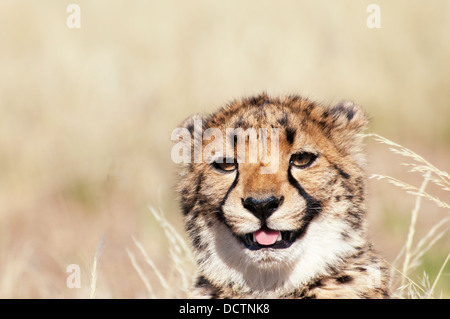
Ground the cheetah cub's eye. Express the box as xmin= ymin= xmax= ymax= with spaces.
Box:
xmin=290 ymin=152 xmax=317 ymax=169
xmin=211 ymin=158 xmax=237 ymax=173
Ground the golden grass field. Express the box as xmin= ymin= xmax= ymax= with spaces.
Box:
xmin=0 ymin=0 xmax=448 ymax=298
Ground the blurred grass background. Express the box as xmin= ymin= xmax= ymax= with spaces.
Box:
xmin=0 ymin=0 xmax=448 ymax=298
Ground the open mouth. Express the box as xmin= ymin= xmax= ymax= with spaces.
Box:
xmin=239 ymin=227 xmax=297 ymax=250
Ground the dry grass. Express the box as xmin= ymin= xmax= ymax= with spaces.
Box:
xmin=365 ymin=134 xmax=449 ymax=298
xmin=125 ymin=208 xmax=194 ymax=298
xmin=0 ymin=1 xmax=449 ymax=298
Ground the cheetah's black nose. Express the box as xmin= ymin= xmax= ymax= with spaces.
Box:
xmin=242 ymin=196 xmax=284 ymax=222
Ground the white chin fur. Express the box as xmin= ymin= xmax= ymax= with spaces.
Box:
xmin=198 ymin=215 xmax=362 ymax=293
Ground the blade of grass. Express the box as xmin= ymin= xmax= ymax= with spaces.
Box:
xmin=132 ymin=236 xmax=170 ymax=291
xmin=400 ymin=172 xmax=431 ymax=293
xmin=126 ymin=247 xmax=155 ymax=298
xmin=428 ymin=252 xmax=450 ymax=298
xmin=89 ymin=234 xmax=105 ymax=299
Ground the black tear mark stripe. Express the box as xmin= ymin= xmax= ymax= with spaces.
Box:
xmin=287 ymin=169 xmax=322 ymax=217
xmin=217 ymin=170 xmax=240 ymax=225
xmin=287 ymin=169 xmax=322 ymax=240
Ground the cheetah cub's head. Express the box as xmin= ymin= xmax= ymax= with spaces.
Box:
xmin=174 ymin=94 xmax=369 ymax=293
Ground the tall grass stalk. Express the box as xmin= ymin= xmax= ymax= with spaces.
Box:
xmin=428 ymin=252 xmax=450 ymax=298
xmin=400 ymin=171 xmax=431 ymax=294
xmin=89 ymin=234 xmax=105 ymax=299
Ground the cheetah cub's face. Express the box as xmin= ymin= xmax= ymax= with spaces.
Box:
xmin=175 ymin=94 xmax=370 ymax=293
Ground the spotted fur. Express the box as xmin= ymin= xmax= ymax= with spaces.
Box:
xmin=175 ymin=93 xmax=390 ymax=299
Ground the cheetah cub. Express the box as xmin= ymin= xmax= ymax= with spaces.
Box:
xmin=174 ymin=93 xmax=390 ymax=298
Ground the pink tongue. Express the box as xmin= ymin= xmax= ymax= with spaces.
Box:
xmin=254 ymin=229 xmax=280 ymax=246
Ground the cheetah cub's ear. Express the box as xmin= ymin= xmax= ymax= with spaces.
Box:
xmin=178 ymin=114 xmax=208 ymax=137
xmin=171 ymin=114 xmax=208 ymax=165
xmin=330 ymin=101 xmax=369 ymax=132
xmin=329 ymin=101 xmax=369 ymax=161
